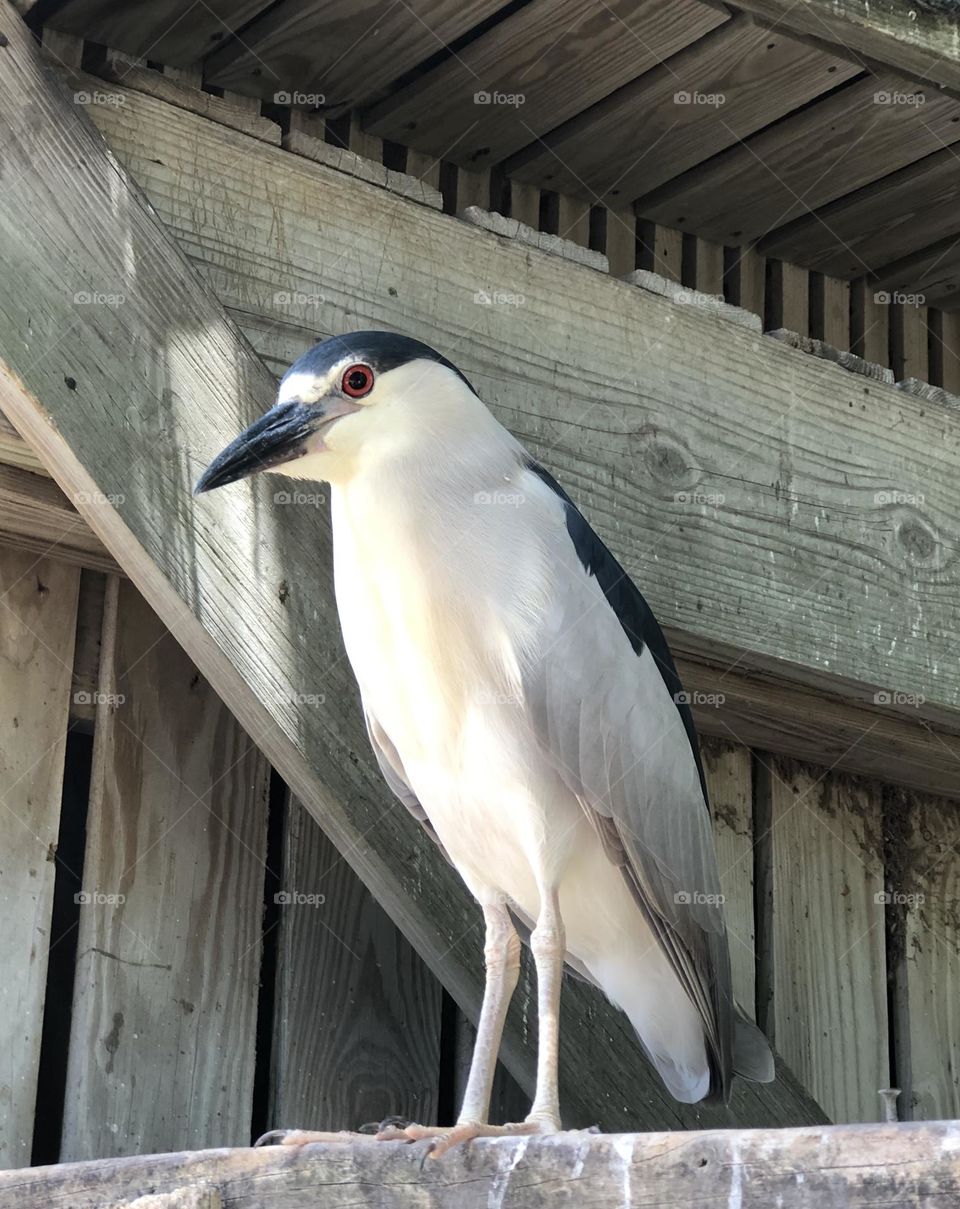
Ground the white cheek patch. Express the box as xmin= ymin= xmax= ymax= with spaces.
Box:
xmin=276 ymin=369 xmax=333 ymax=406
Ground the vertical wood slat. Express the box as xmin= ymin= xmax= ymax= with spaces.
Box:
xmin=702 ymin=739 xmax=756 ymax=1020
xmin=901 ymin=793 xmax=960 ymax=1121
xmin=509 ymin=180 xmax=540 ymax=228
xmin=731 ymin=244 xmax=765 ymax=322
xmin=405 ymin=149 xmax=441 ymax=191
xmin=456 ymin=167 xmax=491 ymax=212
xmin=939 ymin=311 xmax=960 ymax=393
xmin=604 ymin=207 xmax=636 ymax=277
xmin=694 ymin=238 xmax=725 ymax=297
xmin=851 ymin=278 xmax=890 ymax=368
xmin=768 ymin=260 xmax=809 ymax=336
xmin=270 ymin=798 xmax=443 ymax=1132
xmin=556 ymin=195 xmax=590 ymax=247
xmin=0 ymin=549 xmax=80 ymax=1167
xmin=891 ymin=303 xmax=929 ymax=382
xmin=810 ymin=274 xmax=850 ymax=349
xmin=768 ymin=760 xmax=888 ymax=1124
xmin=61 ymin=578 xmax=271 ymax=1160
xmin=638 ymin=220 xmax=682 ymax=282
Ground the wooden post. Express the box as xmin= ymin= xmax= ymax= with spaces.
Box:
xmin=0 ymin=549 xmax=79 ymax=1166
xmin=270 ymin=797 xmax=443 ymax=1133
xmin=61 ymin=579 xmax=271 ymax=1159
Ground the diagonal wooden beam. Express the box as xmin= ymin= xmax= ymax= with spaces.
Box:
xmin=0 ymin=3 xmax=824 ymax=1130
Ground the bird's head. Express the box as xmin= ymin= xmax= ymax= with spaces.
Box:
xmin=194 ymin=330 xmax=480 ymax=493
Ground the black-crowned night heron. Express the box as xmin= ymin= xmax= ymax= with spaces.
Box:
xmin=196 ymin=331 xmax=773 ymax=1155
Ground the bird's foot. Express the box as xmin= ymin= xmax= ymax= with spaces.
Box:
xmin=256 ymin=1115 xmax=564 ymax=1159
xmin=377 ymin=1115 xmax=560 ymax=1159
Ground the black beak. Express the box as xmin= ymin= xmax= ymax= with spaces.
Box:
xmin=194 ymin=400 xmax=336 ymax=494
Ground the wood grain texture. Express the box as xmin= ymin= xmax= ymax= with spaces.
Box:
xmin=874 ymin=236 xmax=960 ymax=310
xmin=0 ymin=463 xmax=120 ymax=573
xmin=4 ymin=1123 xmax=960 ymax=1208
xmin=733 ymin=0 xmax=960 ymax=93
xmin=701 ymin=739 xmax=756 ymax=1018
xmin=505 ymin=18 xmax=857 ymax=203
xmin=0 ymin=13 xmax=823 ymax=1130
xmin=43 ymin=0 xmax=273 ymax=67
xmin=637 ymin=221 xmax=683 ymax=281
xmin=205 ymin=0 xmax=507 ymax=111
xmin=891 ymin=303 xmax=930 ymax=384
xmin=762 ymin=145 xmax=960 ymax=276
xmin=637 ymin=76 xmax=960 ymax=246
xmin=850 ymin=278 xmax=890 ymax=366
xmin=768 ymin=760 xmax=889 ymax=1123
xmin=0 ymin=409 xmax=46 ymax=475
xmin=363 ymin=0 xmax=727 ymax=166
xmin=768 ymin=260 xmax=809 ymax=336
xmin=61 ymin=579 xmax=271 ymax=1159
xmin=45 ymin=71 xmax=960 ymax=721
xmin=270 ymin=798 xmax=442 ymax=1132
xmin=901 ymin=793 xmax=960 ymax=1121
xmin=0 ymin=548 xmax=79 ymax=1167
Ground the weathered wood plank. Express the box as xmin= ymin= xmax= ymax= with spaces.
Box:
xmin=40 ymin=0 xmax=273 ymax=67
xmin=205 ymin=0 xmax=507 ymax=110
xmin=4 ymin=1124 xmax=960 ymax=1209
xmin=27 ymin=59 xmax=960 ymax=719
xmin=701 ymin=739 xmax=756 ymax=1018
xmin=874 ymin=237 xmax=960 ymax=310
xmin=733 ymin=0 xmax=960 ymax=93
xmin=768 ymin=760 xmax=889 ymax=1123
xmin=762 ymin=145 xmax=960 ymax=277
xmin=768 ymin=260 xmax=809 ymax=336
xmin=0 ymin=8 xmax=824 ymax=1131
xmin=61 ymin=579 xmax=271 ymax=1159
xmin=0 ymin=409 xmax=45 ymax=474
xmin=0 ymin=463 xmax=120 ymax=573
xmin=270 ymin=798 xmax=443 ymax=1133
xmin=892 ymin=303 xmax=930 ymax=384
xmin=638 ymin=77 xmax=960 ymax=246
xmin=901 ymin=792 xmax=960 ymax=1121
xmin=364 ymin=0 xmax=727 ymax=167
xmin=505 ymin=18 xmax=857 ymax=203
xmin=0 ymin=548 xmax=80 ymax=1167
xmin=637 ymin=221 xmax=683 ymax=282
xmin=850 ymin=278 xmax=890 ymax=367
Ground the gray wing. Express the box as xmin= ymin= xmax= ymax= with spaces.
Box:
xmin=364 ymin=709 xmax=450 ymax=861
xmin=521 ymin=481 xmax=736 ymax=1099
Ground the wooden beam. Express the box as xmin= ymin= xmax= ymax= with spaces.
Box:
xmin=733 ymin=0 xmax=960 ymax=93
xmin=0 ymin=462 xmax=120 ymax=573
xmin=61 ymin=579 xmax=271 ymax=1160
xmin=4 ymin=1124 xmax=960 ymax=1208
xmin=69 ymin=78 xmax=960 ymax=721
xmin=0 ymin=5 xmax=822 ymax=1130
xmin=0 ymin=549 xmax=79 ymax=1167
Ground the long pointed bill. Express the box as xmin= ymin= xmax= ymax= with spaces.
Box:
xmin=194 ymin=398 xmax=357 ymax=493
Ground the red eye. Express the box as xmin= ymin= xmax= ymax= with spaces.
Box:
xmin=341 ymin=363 xmax=374 ymax=398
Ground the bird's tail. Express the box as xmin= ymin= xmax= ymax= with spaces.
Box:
xmin=733 ymin=1010 xmax=775 ymax=1083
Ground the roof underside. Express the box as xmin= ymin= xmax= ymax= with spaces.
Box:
xmin=27 ymin=0 xmax=960 ymax=309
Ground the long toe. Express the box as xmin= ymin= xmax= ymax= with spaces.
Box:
xmin=254 ymin=1128 xmax=372 ymax=1146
